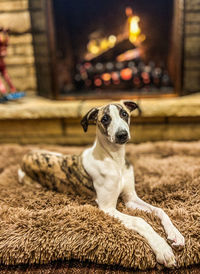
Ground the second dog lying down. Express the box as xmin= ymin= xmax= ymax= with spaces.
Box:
xmin=18 ymin=100 xmax=185 ymax=268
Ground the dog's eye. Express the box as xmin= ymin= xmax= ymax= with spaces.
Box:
xmin=121 ymin=110 xmax=128 ymax=118
xmin=101 ymin=114 xmax=110 ymax=124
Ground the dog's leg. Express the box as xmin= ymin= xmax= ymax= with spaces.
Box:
xmin=122 ymin=169 xmax=185 ymax=248
xmin=125 ymin=195 xmax=185 ymax=248
xmin=95 ymin=185 xmax=176 ymax=268
xmin=21 ymin=150 xmax=68 ymax=191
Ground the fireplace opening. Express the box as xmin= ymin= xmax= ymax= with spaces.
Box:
xmin=30 ymin=0 xmax=184 ymax=99
xmin=53 ymin=0 xmax=177 ymax=98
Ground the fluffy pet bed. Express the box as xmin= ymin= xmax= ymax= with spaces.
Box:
xmin=0 ymin=142 xmax=199 ymax=271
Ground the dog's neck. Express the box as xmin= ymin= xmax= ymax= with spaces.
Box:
xmin=92 ymin=130 xmax=125 ymax=165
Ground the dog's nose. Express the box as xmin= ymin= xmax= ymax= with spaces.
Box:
xmin=115 ymin=130 xmax=128 ymax=144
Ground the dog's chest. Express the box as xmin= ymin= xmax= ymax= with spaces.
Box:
xmin=98 ymin=158 xmax=127 ymax=191
xmin=117 ymin=168 xmax=126 ymax=192
xmin=82 ymin=147 xmax=129 ymax=195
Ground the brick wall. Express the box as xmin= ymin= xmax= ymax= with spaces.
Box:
xmin=184 ymin=0 xmax=200 ymax=92
xmin=0 ymin=0 xmax=36 ymax=93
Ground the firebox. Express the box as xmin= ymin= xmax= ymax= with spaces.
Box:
xmin=29 ymin=0 xmax=198 ymax=99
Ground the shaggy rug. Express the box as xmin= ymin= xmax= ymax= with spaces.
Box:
xmin=0 ymin=142 xmax=199 ymax=271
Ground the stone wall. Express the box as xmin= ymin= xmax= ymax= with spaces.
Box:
xmin=0 ymin=0 xmax=36 ymax=93
xmin=184 ymin=0 xmax=200 ymax=92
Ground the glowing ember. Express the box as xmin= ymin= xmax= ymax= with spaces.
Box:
xmin=111 ymin=71 xmax=120 ymax=81
xmin=117 ymin=48 xmax=141 ymax=62
xmin=101 ymin=73 xmax=111 ymax=82
xmin=94 ymin=78 xmax=102 ymax=87
xmin=120 ymin=68 xmax=132 ymax=81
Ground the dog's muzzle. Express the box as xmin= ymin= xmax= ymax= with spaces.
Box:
xmin=115 ymin=130 xmax=128 ymax=144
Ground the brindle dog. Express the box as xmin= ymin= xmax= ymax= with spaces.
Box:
xmin=19 ymin=100 xmax=185 ymax=268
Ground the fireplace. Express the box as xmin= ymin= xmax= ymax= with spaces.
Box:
xmin=29 ymin=0 xmax=200 ymax=99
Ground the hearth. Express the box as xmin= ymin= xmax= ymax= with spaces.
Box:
xmin=29 ymin=0 xmax=199 ymax=99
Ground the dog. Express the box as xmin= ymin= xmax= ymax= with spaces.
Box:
xmin=18 ymin=100 xmax=185 ymax=268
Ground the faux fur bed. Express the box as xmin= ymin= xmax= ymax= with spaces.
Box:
xmin=0 ymin=142 xmax=199 ymax=271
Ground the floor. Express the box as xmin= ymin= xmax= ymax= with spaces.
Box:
xmin=0 ymin=259 xmax=200 ymax=274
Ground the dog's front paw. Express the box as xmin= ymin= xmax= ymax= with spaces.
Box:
xmin=167 ymin=226 xmax=185 ymax=249
xmin=153 ymin=237 xmax=176 ymax=268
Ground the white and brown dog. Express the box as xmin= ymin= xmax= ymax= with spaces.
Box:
xmin=19 ymin=100 xmax=185 ymax=267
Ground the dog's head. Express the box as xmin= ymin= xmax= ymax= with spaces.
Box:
xmin=81 ymin=100 xmax=141 ymax=145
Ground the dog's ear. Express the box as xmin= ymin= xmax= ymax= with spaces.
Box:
xmin=81 ymin=108 xmax=99 ymax=132
xmin=122 ymin=100 xmax=142 ymax=115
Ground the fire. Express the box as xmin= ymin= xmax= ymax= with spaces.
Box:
xmin=85 ymin=6 xmax=145 ymax=60
xmin=129 ymin=16 xmax=141 ymax=43
xmin=86 ymin=34 xmax=117 ymax=60
xmin=126 ymin=7 xmax=146 ymax=45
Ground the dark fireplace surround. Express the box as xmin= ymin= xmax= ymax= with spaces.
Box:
xmin=29 ymin=0 xmax=200 ymax=100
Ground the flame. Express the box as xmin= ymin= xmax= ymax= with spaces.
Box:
xmin=86 ymin=35 xmax=117 ymax=60
xmin=126 ymin=8 xmax=145 ymax=45
xmin=129 ymin=16 xmax=141 ymax=43
xmin=87 ymin=40 xmax=99 ymax=55
xmin=85 ymin=7 xmax=145 ymax=60
xmin=108 ymin=35 xmax=117 ymax=47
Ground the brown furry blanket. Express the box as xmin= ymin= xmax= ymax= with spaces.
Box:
xmin=0 ymin=142 xmax=199 ymax=270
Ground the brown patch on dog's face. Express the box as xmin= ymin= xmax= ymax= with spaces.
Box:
xmin=97 ymin=105 xmax=112 ymax=136
xmin=112 ymin=103 xmax=130 ymax=124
